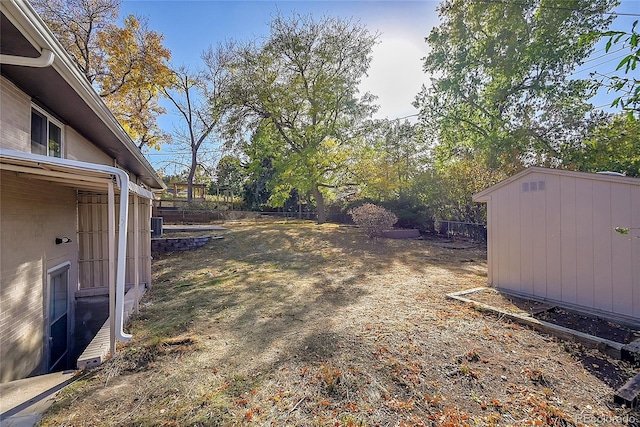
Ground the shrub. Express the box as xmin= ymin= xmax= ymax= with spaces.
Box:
xmin=348 ymin=203 xmax=398 ymax=239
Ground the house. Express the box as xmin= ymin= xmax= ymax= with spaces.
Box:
xmin=473 ymin=167 xmax=640 ymax=324
xmin=0 ymin=0 xmax=165 ymax=383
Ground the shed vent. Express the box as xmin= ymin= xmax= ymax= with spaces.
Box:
xmin=522 ymin=181 xmax=545 ymax=192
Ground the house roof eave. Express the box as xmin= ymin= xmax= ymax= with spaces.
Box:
xmin=0 ymin=0 xmax=165 ymax=191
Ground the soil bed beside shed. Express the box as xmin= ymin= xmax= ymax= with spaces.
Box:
xmin=468 ymin=287 xmax=640 ymax=345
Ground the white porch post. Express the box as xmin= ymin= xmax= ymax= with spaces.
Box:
xmin=108 ymin=180 xmax=116 ymax=357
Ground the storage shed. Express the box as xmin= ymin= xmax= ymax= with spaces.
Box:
xmin=473 ymin=167 xmax=640 ymax=324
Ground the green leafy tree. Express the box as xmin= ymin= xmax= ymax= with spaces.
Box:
xmin=225 ymin=13 xmax=378 ymax=223
xmin=583 ymin=20 xmax=639 ymax=118
xmin=351 ymin=120 xmax=421 ymax=201
xmin=564 ymin=114 xmax=640 ymax=176
xmin=415 ymin=0 xmax=617 ymax=171
xmin=214 ymin=155 xmax=247 ymax=195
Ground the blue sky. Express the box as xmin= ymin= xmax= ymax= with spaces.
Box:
xmin=119 ymin=1 xmax=639 ymax=172
xmin=121 ymin=1 xmax=438 ymax=171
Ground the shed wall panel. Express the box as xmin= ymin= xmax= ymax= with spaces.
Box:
xmin=575 ymin=178 xmax=595 ymax=309
xmin=495 ymin=192 xmax=510 ymax=290
xmin=520 ymin=180 xmax=535 ymax=296
xmin=545 ymin=174 xmax=562 ymax=301
xmin=507 ymin=183 xmax=521 ymax=292
xmin=487 ymin=200 xmax=495 ymax=285
xmin=532 ymin=177 xmax=547 ymax=298
xmin=632 ymin=187 xmax=640 ymax=319
xmin=560 ymin=177 xmax=578 ymax=304
xmin=592 ymin=180 xmax=613 ymax=313
xmin=611 ymin=184 xmax=633 ymax=317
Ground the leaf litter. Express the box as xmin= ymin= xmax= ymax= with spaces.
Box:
xmin=39 ymin=220 xmax=639 ymax=426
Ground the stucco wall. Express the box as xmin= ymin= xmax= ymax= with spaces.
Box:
xmin=0 ymin=76 xmax=31 ymax=152
xmin=0 ymin=171 xmax=79 ymax=382
xmin=484 ymin=170 xmax=640 ymax=321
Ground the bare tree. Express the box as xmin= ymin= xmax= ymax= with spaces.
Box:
xmin=162 ymin=44 xmax=233 ymax=201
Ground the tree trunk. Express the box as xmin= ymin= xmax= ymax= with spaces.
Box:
xmin=312 ymin=186 xmax=326 ymax=224
xmin=187 ymin=150 xmax=197 ymax=203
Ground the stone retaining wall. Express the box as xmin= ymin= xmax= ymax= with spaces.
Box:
xmin=152 ymin=236 xmax=211 ymax=253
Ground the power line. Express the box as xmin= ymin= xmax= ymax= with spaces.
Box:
xmin=389 ymin=113 xmax=419 ymax=121
xmin=579 ymin=46 xmax=626 ymax=65
xmin=572 ymin=53 xmax=629 ymax=75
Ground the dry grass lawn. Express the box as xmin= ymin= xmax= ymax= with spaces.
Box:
xmin=39 ymin=220 xmax=638 ymax=426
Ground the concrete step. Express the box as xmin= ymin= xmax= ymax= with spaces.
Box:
xmin=0 ymin=371 xmax=76 ymax=427
xmin=76 ymin=286 xmax=146 ymax=369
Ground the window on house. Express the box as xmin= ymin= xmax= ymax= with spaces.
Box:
xmin=31 ymin=108 xmax=62 ymax=158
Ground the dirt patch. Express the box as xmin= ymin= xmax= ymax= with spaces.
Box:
xmin=462 ymin=287 xmax=640 ymax=345
xmin=459 ymin=287 xmax=640 ymax=392
xmin=40 ymin=221 xmax=640 ymax=426
xmin=535 ymin=307 xmax=640 ymax=345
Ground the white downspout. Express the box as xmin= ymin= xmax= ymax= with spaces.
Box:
xmin=108 ymin=180 xmax=117 ymax=356
xmin=112 ymin=170 xmax=132 ymax=342
xmin=0 ymin=48 xmax=54 ymax=67
xmin=0 ymin=149 xmax=133 ymax=342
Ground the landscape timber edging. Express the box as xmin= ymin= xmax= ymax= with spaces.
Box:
xmin=446 ymin=287 xmax=625 ymax=358
xmin=446 ymin=287 xmax=640 ymax=407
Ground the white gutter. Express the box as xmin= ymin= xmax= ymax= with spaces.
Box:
xmin=0 ymin=48 xmax=54 ymax=67
xmin=0 ymin=148 xmax=150 ymax=343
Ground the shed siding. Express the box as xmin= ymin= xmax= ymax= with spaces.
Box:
xmin=487 ymin=203 xmax=500 ymax=285
xmin=592 ymin=180 xmax=613 ymax=313
xmin=0 ymin=76 xmax=30 ymax=152
xmin=560 ymin=177 xmax=578 ymax=305
xmin=575 ymin=179 xmax=594 ymax=309
xmin=481 ymin=168 xmax=640 ymax=322
xmin=0 ymin=171 xmax=79 ymax=382
xmin=531 ymin=176 xmax=547 ymax=298
xmin=545 ymin=174 xmax=562 ymax=301
xmin=611 ymin=184 xmax=633 ymax=317
xmin=496 ymin=187 xmax=511 ymax=289
xmin=510 ymin=182 xmax=522 ymax=291
xmin=633 ymin=191 xmax=640 ymax=319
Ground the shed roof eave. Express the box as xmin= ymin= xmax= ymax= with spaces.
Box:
xmin=473 ymin=166 xmax=640 ymax=202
